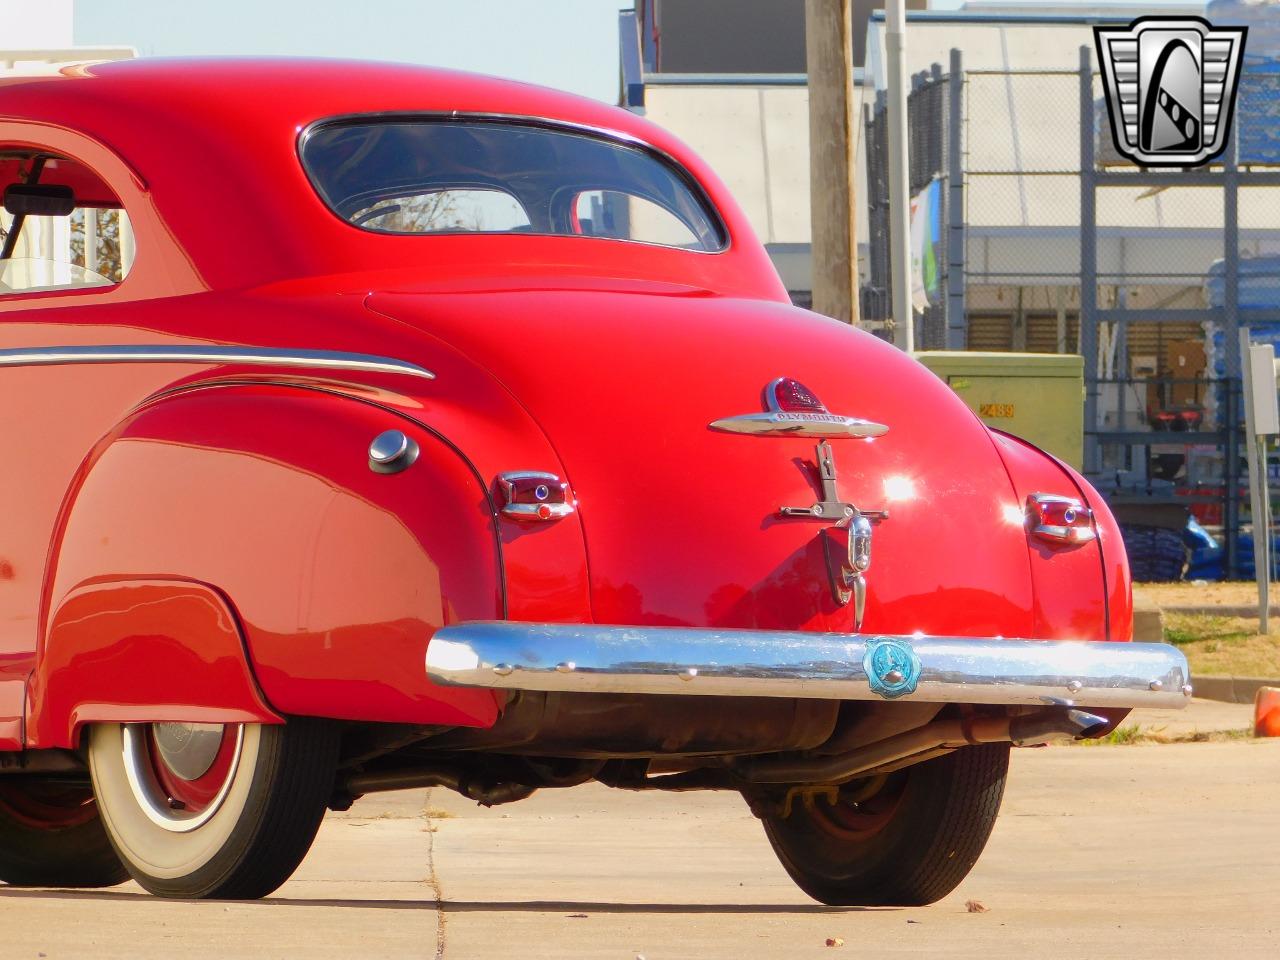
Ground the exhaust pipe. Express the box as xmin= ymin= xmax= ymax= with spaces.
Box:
xmin=342 ymin=766 xmax=536 ymax=806
xmin=340 ymin=709 xmax=1110 ymax=799
xmin=1009 ymin=707 xmax=1109 ymax=745
xmin=732 ymin=707 xmax=1108 ymax=784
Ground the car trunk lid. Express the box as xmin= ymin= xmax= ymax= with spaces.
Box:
xmin=369 ymin=283 xmax=1036 ymax=638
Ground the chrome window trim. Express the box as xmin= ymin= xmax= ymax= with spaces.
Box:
xmin=0 ymin=345 xmax=435 ymax=379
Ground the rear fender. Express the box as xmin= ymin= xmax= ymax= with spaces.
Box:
xmin=990 ymin=431 xmax=1122 ymax=642
xmin=32 ymin=579 xmax=280 ymax=748
xmin=30 ymin=384 xmax=503 ymax=748
xmin=1057 ymin=458 xmax=1133 ymax=643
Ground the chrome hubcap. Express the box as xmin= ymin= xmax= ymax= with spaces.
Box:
xmin=153 ymin=722 xmax=225 ymax=781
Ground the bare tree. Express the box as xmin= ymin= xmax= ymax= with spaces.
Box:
xmin=69 ymin=208 xmax=125 ymax=281
xmin=354 ymin=192 xmax=466 ymax=233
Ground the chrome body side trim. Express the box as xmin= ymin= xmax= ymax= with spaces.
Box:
xmin=709 ymin=412 xmax=889 ymax=438
xmin=426 ymin=622 xmax=1192 ymax=709
xmin=0 ymin=345 xmax=435 ymax=380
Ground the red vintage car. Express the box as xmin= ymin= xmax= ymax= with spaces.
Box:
xmin=0 ymin=58 xmax=1188 ymax=904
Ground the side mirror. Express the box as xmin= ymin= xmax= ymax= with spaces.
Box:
xmin=3 ymin=183 xmax=76 ymax=217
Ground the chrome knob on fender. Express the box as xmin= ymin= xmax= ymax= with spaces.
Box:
xmin=368 ymin=429 xmax=420 ymax=474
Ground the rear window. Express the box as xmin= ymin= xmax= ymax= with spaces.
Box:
xmin=301 ymin=118 xmax=726 ymax=252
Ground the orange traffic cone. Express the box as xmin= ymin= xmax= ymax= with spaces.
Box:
xmin=1255 ymin=687 xmax=1280 ymax=738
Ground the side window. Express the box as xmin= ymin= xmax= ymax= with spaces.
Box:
xmin=0 ymin=152 xmax=134 ymax=296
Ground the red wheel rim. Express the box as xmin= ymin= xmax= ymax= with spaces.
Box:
xmin=147 ymin=724 xmax=239 ymax=817
xmin=809 ymin=773 xmax=909 ymax=841
xmin=0 ymin=781 xmax=98 ymax=830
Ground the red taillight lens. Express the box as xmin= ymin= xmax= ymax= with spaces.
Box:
xmin=768 ymin=377 xmax=827 ymax=413
xmin=1026 ymin=493 xmax=1096 ymax=545
xmin=497 ymin=471 xmax=574 ymax=521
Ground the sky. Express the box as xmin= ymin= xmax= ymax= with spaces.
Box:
xmin=70 ymin=0 xmax=1225 ymax=102
xmin=73 ymin=0 xmax=632 ymax=102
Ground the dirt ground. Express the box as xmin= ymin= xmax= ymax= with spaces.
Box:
xmin=1135 ymin=580 xmax=1268 ymax=611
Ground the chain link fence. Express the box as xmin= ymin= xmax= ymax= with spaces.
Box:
xmin=863 ymin=50 xmax=1280 ymax=578
xmin=862 ymin=65 xmax=952 ymax=348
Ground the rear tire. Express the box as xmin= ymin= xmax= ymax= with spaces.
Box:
xmin=761 ymin=743 xmax=1010 ymax=906
xmin=89 ymin=718 xmax=339 ymax=899
xmin=0 ymin=780 xmax=128 ymax=888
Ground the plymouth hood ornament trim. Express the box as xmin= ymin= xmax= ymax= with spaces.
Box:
xmin=709 ymin=377 xmax=888 ymax=439
xmin=715 ymin=380 xmax=891 ymax=630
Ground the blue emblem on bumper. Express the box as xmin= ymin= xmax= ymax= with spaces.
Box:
xmin=864 ymin=637 xmax=921 ymax=699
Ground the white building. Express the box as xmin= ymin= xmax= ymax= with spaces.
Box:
xmin=624 ymin=0 xmax=1274 ymax=333
xmin=0 ymin=0 xmax=135 ymax=290
xmin=0 ymin=0 xmax=132 ymax=74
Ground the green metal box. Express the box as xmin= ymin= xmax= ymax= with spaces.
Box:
xmin=915 ymin=352 xmax=1084 ymax=469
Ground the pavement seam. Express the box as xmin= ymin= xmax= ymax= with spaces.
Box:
xmin=425 ymin=792 xmax=447 ymax=960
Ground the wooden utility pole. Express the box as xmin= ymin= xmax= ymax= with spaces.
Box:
xmin=805 ymin=0 xmax=860 ymax=326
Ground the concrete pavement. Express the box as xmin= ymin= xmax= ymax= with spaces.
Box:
xmin=426 ymin=738 xmax=1280 ymax=959
xmin=0 ymin=701 xmax=1275 ymax=959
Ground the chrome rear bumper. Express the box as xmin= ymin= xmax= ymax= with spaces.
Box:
xmin=427 ymin=622 xmax=1192 ymax=710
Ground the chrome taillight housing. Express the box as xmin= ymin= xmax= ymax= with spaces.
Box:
xmin=497 ymin=471 xmax=574 ymax=521
xmin=1026 ymin=493 xmax=1096 ymax=545
xmin=767 ymin=376 xmax=827 ymax=413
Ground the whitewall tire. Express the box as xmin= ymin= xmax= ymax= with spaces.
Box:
xmin=88 ymin=718 xmax=338 ymax=899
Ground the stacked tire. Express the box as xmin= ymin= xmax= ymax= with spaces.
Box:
xmin=1120 ymin=524 xmax=1188 ymax=582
